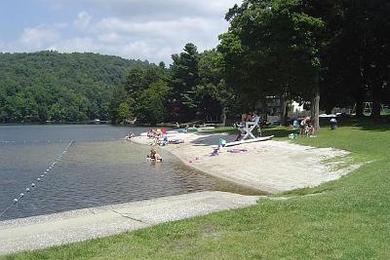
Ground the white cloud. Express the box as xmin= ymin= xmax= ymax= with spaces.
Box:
xmin=86 ymin=16 xmax=224 ymax=62
xmin=94 ymin=17 xmax=220 ymax=42
xmin=74 ymin=11 xmax=92 ymax=30
xmin=85 ymin=0 xmax=240 ymax=18
xmin=20 ymin=24 xmax=66 ymax=49
xmin=1 ymin=0 xmax=243 ymax=63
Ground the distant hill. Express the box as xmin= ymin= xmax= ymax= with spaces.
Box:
xmin=0 ymin=51 xmax=150 ymax=123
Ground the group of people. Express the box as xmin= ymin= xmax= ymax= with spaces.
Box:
xmin=147 ymin=148 xmax=163 ymax=162
xmin=146 ymin=128 xmax=169 ymax=146
xmin=147 ymin=128 xmax=165 ymax=138
xmin=146 ymin=128 xmax=167 ymax=162
xmin=298 ymin=116 xmax=315 ymax=136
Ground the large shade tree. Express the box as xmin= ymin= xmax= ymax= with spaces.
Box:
xmin=312 ymin=0 xmax=390 ymax=117
xmin=197 ymin=49 xmax=238 ymax=124
xmin=169 ymin=43 xmax=201 ymax=121
xmin=219 ymin=0 xmax=325 ymax=129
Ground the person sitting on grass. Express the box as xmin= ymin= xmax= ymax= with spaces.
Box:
xmin=306 ymin=119 xmax=315 ymax=136
xmin=300 ymin=117 xmax=310 ymax=136
xmin=300 ymin=117 xmax=315 ymax=136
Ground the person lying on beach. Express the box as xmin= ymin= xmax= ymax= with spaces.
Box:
xmin=147 ymin=129 xmax=160 ymax=138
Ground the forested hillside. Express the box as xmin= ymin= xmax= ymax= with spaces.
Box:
xmin=0 ymin=51 xmax=149 ymax=123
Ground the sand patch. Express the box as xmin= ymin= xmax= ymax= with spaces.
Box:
xmin=132 ymin=133 xmax=359 ymax=193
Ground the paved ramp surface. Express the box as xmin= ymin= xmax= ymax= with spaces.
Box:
xmin=0 ymin=191 xmax=259 ymax=255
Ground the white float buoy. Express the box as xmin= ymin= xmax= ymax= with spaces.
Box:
xmin=0 ymin=140 xmax=74 ymax=219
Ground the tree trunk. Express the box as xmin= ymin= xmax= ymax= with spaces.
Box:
xmin=371 ymin=76 xmax=382 ymax=118
xmin=355 ymin=101 xmax=364 ymax=117
xmin=371 ymin=83 xmax=381 ymax=118
xmin=279 ymin=92 xmax=288 ymax=126
xmin=221 ymin=106 xmax=226 ymax=126
xmin=371 ymin=101 xmax=381 ymax=117
xmin=356 ymin=56 xmax=365 ymax=117
xmin=311 ymin=83 xmax=320 ymax=131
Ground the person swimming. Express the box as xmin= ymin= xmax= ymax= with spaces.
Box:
xmin=147 ymin=148 xmax=163 ymax=162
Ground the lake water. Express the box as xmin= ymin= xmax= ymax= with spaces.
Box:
xmin=0 ymin=125 xmax=254 ymax=221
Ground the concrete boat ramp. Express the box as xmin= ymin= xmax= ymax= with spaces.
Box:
xmin=0 ymin=191 xmax=259 ymax=255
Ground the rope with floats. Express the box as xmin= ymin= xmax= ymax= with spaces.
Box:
xmin=0 ymin=140 xmax=74 ymax=220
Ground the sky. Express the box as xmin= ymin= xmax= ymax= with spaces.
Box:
xmin=0 ymin=0 xmax=241 ymax=63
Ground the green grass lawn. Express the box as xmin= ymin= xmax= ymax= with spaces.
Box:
xmin=5 ymin=121 xmax=390 ymax=259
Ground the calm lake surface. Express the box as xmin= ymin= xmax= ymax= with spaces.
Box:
xmin=0 ymin=125 xmax=253 ymax=221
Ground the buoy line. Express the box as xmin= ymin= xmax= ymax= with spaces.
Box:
xmin=0 ymin=139 xmax=70 ymax=145
xmin=0 ymin=140 xmax=74 ymax=220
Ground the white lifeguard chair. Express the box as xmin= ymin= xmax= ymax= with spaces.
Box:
xmin=239 ymin=116 xmax=261 ymax=140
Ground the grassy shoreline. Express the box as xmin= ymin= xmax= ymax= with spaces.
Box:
xmin=5 ymin=121 xmax=390 ymax=259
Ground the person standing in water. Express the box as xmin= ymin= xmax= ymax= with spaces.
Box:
xmin=149 ymin=148 xmax=163 ymax=162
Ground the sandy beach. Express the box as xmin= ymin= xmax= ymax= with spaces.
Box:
xmin=132 ymin=133 xmax=359 ymax=193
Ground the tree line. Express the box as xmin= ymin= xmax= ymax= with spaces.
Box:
xmin=0 ymin=51 xmax=149 ymax=123
xmin=1 ymin=0 xmax=389 ymax=127
xmin=110 ymin=44 xmax=238 ymax=125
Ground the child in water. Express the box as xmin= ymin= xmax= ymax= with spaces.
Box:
xmin=148 ymin=148 xmax=163 ymax=162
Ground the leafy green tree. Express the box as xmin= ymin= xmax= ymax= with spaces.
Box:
xmin=115 ymin=64 xmax=169 ymax=124
xmin=306 ymin=0 xmax=390 ymax=117
xmin=125 ymin=66 xmax=169 ymax=96
xmin=136 ymin=80 xmax=170 ymax=125
xmin=117 ymin=102 xmax=131 ymax=123
xmin=170 ymin=43 xmax=201 ymax=121
xmin=197 ymin=50 xmax=238 ymax=124
xmin=220 ymin=0 xmax=325 ymax=128
xmin=109 ymin=86 xmax=128 ymax=124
